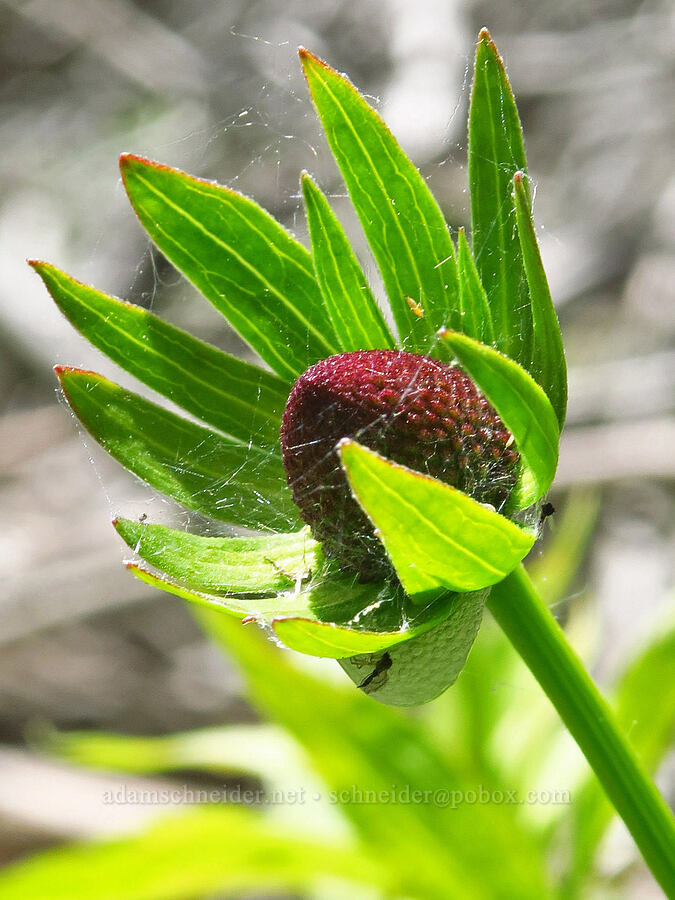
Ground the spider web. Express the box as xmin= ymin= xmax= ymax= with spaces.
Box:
xmin=68 ymin=33 xmax=543 ymax=642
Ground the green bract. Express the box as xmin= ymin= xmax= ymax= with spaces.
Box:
xmin=35 ymin=30 xmax=566 ymax=706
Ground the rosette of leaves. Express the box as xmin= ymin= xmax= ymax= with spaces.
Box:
xmin=33 ymin=30 xmax=565 ymax=707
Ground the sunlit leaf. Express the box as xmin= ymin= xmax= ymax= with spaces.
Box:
xmin=456 ymin=227 xmax=495 ymax=345
xmin=56 ymin=367 xmax=298 ymax=531
xmin=126 ymin=561 xmax=467 ymax=660
xmin=301 ymin=172 xmax=394 ymax=351
xmin=469 ymin=29 xmax=532 ymax=367
xmin=300 ymin=48 xmax=461 ymax=352
xmin=274 ymin=617 xmax=411 ymax=658
xmin=120 ymin=154 xmax=339 ymax=381
xmin=513 ymin=172 xmax=567 ymax=427
xmin=34 ymin=262 xmax=288 ymax=447
xmin=339 ymin=440 xmax=536 ymax=597
xmin=440 ymin=330 xmax=559 ymax=507
xmin=115 ymin=519 xmax=319 ymax=594
xmin=0 ymin=807 xmax=389 ymax=900
xmin=272 ymin=582 xmax=465 ymax=659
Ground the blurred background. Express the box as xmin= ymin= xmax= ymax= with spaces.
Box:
xmin=0 ymin=0 xmax=673 ymax=894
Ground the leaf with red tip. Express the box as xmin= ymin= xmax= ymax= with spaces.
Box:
xmin=300 ymin=48 xmax=461 ymax=352
xmin=56 ymin=367 xmax=297 ymax=531
xmin=469 ymin=30 xmax=532 ymax=366
xmin=119 ymin=154 xmax=338 ymax=381
xmin=33 ymin=261 xmax=288 ymax=447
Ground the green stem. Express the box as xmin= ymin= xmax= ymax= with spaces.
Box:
xmin=488 ymin=565 xmax=675 ymax=897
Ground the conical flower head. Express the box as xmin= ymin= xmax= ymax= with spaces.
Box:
xmin=281 ymin=349 xmax=520 ymax=580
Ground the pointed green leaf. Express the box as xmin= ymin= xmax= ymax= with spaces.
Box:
xmin=115 ymin=519 xmax=320 ymax=594
xmin=126 ymin=562 xmax=388 ymax=628
xmin=469 ymin=29 xmax=532 ymax=366
xmin=274 ymin=617 xmax=410 ymax=658
xmin=33 ymin=262 xmax=288 ymax=448
xmin=126 ymin=564 xmax=245 ymax=613
xmin=513 ymin=172 xmax=568 ymax=427
xmin=120 ymin=154 xmax=339 ymax=381
xmin=56 ymin=367 xmax=297 ymax=531
xmin=300 ymin=49 xmax=461 ymax=351
xmin=339 ymin=440 xmax=536 ymax=597
xmin=272 ymin=581 xmax=467 ymax=659
xmin=440 ymin=330 xmax=559 ymax=507
xmin=0 ymin=807 xmax=390 ymax=900
xmin=126 ymin=556 xmax=467 ymax=660
xmin=127 ymin=562 xmax=395 ymax=629
xmin=456 ymin=228 xmax=494 ymax=345
xmin=301 ymin=172 xmax=394 ymax=351
xmin=133 ymin=556 xmax=485 ymax=708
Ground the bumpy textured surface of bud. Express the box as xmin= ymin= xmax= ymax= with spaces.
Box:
xmin=281 ymin=350 xmax=519 ymax=581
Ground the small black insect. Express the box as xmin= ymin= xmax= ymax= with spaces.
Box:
xmin=539 ymin=501 xmax=555 ymax=527
xmin=358 ymin=651 xmax=392 ymax=689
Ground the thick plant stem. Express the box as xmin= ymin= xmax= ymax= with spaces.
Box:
xmin=488 ymin=565 xmax=675 ymax=897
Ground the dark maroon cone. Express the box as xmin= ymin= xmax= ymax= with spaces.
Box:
xmin=281 ymin=350 xmax=519 ymax=581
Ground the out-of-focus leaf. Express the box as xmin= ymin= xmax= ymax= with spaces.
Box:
xmin=300 ymin=49 xmax=461 ymax=352
xmin=566 ymin=620 xmax=675 ymax=891
xmin=34 ymin=262 xmax=288 ymax=448
xmin=469 ymin=29 xmax=532 ymax=367
xmin=456 ymin=228 xmax=495 ymax=345
xmin=44 ymin=722 xmax=334 ymax=838
xmin=125 ymin=561 xmax=467 ymax=660
xmin=115 ymin=520 xmax=319 ymax=594
xmin=56 ymin=368 xmax=297 ymax=531
xmin=120 ymin=154 xmax=338 ymax=381
xmin=339 ymin=440 xmax=535 ymax=597
xmin=46 ymin=724 xmax=302 ymax=780
xmin=440 ymin=330 xmax=559 ymax=508
xmin=513 ymin=172 xmax=567 ymax=427
xmin=301 ymin=172 xmax=394 ymax=351
xmin=0 ymin=807 xmax=390 ymax=900
xmin=426 ymin=616 xmax=518 ymax=774
xmin=196 ymin=608 xmax=551 ymax=900
xmin=527 ymin=489 xmax=601 ymax=606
